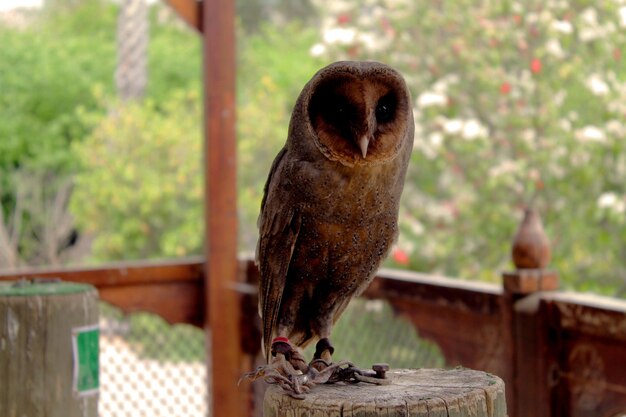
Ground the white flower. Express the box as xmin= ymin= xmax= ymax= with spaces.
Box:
xmin=357 ymin=32 xmax=388 ymax=52
xmin=577 ymin=8 xmax=616 ymax=42
xmin=429 ymin=132 xmax=443 ymax=147
xmin=309 ymin=43 xmax=326 ymax=57
xmin=489 ymin=160 xmax=519 ymax=178
xmin=559 ymin=119 xmax=572 ymax=132
xmin=438 ymin=118 xmax=487 ymax=140
xmin=598 ymin=192 xmax=617 ymax=208
xmin=581 ymin=8 xmax=598 ymax=26
xmin=432 ymin=74 xmax=460 ymax=92
xmin=520 ymin=128 xmax=536 ymax=144
xmin=442 ymin=118 xmax=463 ymax=135
xmin=553 ymin=90 xmax=567 ymax=107
xmin=409 ymin=219 xmax=424 ymax=236
xmin=416 ymin=91 xmax=447 ymax=108
xmin=552 ymin=20 xmax=573 ymax=34
xmin=323 ymin=27 xmax=356 ymax=45
xmin=606 ymin=120 xmax=625 ymax=137
xmin=597 ymin=192 xmax=626 ymax=214
xmin=579 ymin=29 xmax=595 ymax=42
xmin=586 ymin=74 xmax=610 ymax=96
xmin=462 ymin=119 xmax=487 ymax=140
xmin=575 ymin=126 xmax=606 ymax=143
xmin=545 ymin=39 xmax=564 ymax=58
xmin=619 ymin=6 xmax=626 ymax=27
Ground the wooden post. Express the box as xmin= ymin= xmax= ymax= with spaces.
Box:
xmin=501 ymin=207 xmax=558 ymax=417
xmin=263 ymin=368 xmax=507 ymax=417
xmin=0 ymin=280 xmax=99 ymax=417
xmin=202 ymin=0 xmax=245 ymax=416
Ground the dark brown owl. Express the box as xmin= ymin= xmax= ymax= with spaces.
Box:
xmin=256 ymin=61 xmax=414 ymax=377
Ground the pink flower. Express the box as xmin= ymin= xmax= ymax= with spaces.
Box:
xmin=337 ymin=14 xmax=351 ymax=25
xmin=392 ymin=248 xmax=410 ymax=265
xmin=530 ymin=58 xmax=542 ymax=74
xmin=500 ymin=82 xmax=511 ymax=95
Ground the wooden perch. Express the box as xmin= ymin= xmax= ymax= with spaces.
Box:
xmin=263 ymin=368 xmax=506 ymax=417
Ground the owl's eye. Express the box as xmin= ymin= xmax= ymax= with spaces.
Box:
xmin=331 ymin=97 xmax=350 ymax=116
xmin=375 ymin=94 xmax=396 ymax=123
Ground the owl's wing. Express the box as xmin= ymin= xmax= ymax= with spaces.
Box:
xmin=256 ymin=148 xmax=301 ymax=361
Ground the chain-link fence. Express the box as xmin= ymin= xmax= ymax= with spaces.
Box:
xmin=99 ymin=303 xmax=208 ymax=417
xmin=304 ymin=298 xmax=445 ymax=369
xmin=99 ymin=297 xmax=444 ymax=417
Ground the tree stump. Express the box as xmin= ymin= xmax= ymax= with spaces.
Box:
xmin=263 ymin=368 xmax=507 ymax=417
xmin=0 ymin=280 xmax=99 ymax=417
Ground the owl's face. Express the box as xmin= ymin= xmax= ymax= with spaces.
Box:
xmin=307 ymin=63 xmax=411 ymax=167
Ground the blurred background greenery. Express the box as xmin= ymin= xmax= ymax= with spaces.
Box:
xmin=1 ymin=0 xmax=625 ymax=301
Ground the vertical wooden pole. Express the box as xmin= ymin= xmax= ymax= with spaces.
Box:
xmin=501 ymin=208 xmax=558 ymax=417
xmin=202 ymin=1 xmax=243 ymax=416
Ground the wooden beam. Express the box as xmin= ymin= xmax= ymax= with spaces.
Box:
xmin=0 ymin=258 xmax=205 ymax=326
xmin=163 ymin=0 xmax=202 ymax=32
xmin=202 ymin=0 xmax=244 ymax=416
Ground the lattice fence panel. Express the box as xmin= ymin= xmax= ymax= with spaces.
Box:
xmin=99 ymin=303 xmax=208 ymax=417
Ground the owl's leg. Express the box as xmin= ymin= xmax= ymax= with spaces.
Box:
xmin=309 ymin=337 xmax=335 ymax=371
xmin=242 ymin=337 xmax=307 ymax=382
xmin=242 ymin=337 xmax=315 ymax=398
xmin=271 ymin=336 xmax=308 ymax=373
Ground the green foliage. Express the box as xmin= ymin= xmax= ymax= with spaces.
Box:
xmin=69 ymin=19 xmax=321 ymax=261
xmin=4 ymin=0 xmax=626 ymax=300
xmin=315 ymin=0 xmax=626 ymax=296
xmin=237 ymin=0 xmax=318 ymax=33
xmin=0 ymin=0 xmax=203 ymax=265
xmin=146 ymin=8 xmax=201 ymax=100
xmin=71 ymin=91 xmax=203 ymax=261
xmin=0 ymin=0 xmax=117 ymax=266
xmin=0 ymin=0 xmax=116 ymax=177
xmin=237 ymin=23 xmax=323 ymax=249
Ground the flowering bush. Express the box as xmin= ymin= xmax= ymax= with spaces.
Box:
xmin=311 ymin=0 xmax=626 ymax=295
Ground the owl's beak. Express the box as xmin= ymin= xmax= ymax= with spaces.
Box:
xmin=358 ymin=135 xmax=370 ymax=159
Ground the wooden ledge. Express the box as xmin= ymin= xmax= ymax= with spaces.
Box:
xmin=502 ymin=269 xmax=559 ymax=294
xmin=263 ymin=368 xmax=507 ymax=416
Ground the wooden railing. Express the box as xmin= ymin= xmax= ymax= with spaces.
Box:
xmin=2 ymin=258 xmax=625 ymax=417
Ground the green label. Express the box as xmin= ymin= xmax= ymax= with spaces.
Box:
xmin=72 ymin=325 xmax=100 ymax=396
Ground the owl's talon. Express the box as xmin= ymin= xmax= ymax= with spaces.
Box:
xmin=309 ymin=358 xmax=331 ymax=372
xmin=313 ymin=337 xmax=335 ymax=360
xmin=271 ymin=338 xmax=308 ymax=373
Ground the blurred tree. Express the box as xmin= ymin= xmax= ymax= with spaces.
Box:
xmin=116 ymin=0 xmax=148 ymax=100
xmin=6 ymin=0 xmax=625 ymax=300
xmin=71 ymin=21 xmax=321 ymax=261
xmin=237 ymin=0 xmax=317 ymax=33
xmin=0 ymin=0 xmax=117 ymax=268
xmin=312 ymin=0 xmax=626 ymax=296
xmin=0 ymin=0 xmax=198 ymax=267
xmin=237 ymin=23 xmax=322 ymax=250
xmin=71 ymin=92 xmax=203 ymax=260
